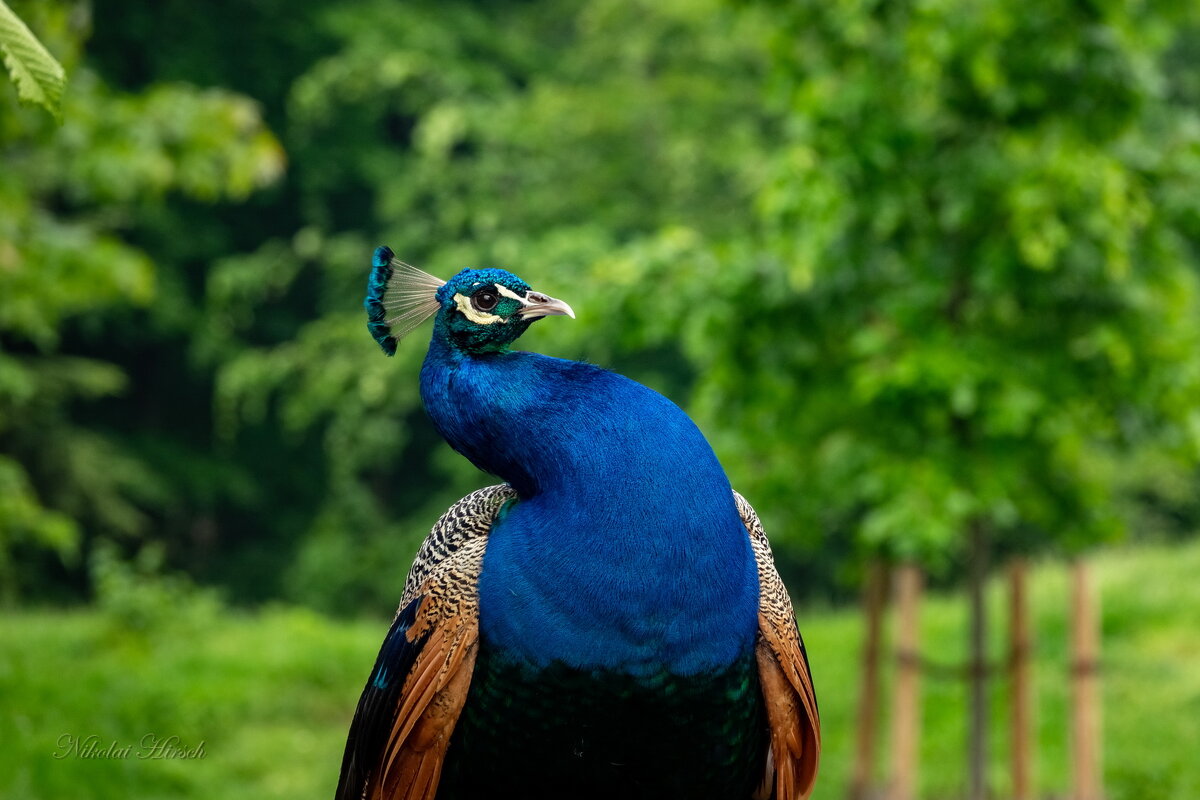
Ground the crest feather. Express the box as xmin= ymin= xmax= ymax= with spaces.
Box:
xmin=365 ymin=246 xmax=445 ymax=356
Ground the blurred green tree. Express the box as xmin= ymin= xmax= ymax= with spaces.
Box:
xmin=707 ymin=0 xmax=1200 ymax=570
xmin=0 ymin=0 xmax=282 ymax=600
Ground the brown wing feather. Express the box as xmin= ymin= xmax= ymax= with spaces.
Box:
xmin=336 ymin=485 xmax=516 ymax=800
xmin=734 ymin=491 xmax=821 ymax=800
xmin=372 ymin=603 xmax=480 ymax=800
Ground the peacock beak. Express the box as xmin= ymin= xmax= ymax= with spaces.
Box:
xmin=519 ymin=292 xmax=576 ymax=320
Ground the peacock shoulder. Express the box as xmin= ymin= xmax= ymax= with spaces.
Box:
xmin=400 ymin=484 xmax=517 ymax=610
xmin=733 ymin=490 xmax=821 ymax=800
xmin=733 ymin=491 xmax=798 ymax=653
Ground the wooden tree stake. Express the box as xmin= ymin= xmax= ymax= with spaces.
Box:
xmin=1070 ymin=559 xmax=1102 ymax=800
xmin=967 ymin=522 xmax=988 ymax=800
xmin=1009 ymin=559 xmax=1033 ymax=800
xmin=850 ymin=561 xmax=888 ymax=800
xmin=889 ymin=563 xmax=922 ymax=800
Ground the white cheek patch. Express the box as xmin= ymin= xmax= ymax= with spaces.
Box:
xmin=453 ymin=293 xmax=504 ymax=325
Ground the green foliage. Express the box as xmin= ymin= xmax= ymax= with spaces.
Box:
xmin=682 ymin=0 xmax=1200 ymax=567
xmin=0 ymin=456 xmax=76 ymax=601
xmin=0 ymin=0 xmax=283 ymax=600
xmin=0 ymin=0 xmax=65 ymax=119
xmin=90 ymin=541 xmax=222 ymax=636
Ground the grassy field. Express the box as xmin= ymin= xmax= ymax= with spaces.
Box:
xmin=2 ymin=539 xmax=1198 ymax=799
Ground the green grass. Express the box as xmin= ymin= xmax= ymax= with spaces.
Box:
xmin=2 ymin=539 xmax=1199 ymax=799
xmin=0 ymin=604 xmax=381 ymax=799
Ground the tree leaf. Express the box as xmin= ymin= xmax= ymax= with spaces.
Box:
xmin=0 ymin=0 xmax=66 ymax=120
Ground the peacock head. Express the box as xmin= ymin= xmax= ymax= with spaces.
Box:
xmin=365 ymin=246 xmax=574 ymax=356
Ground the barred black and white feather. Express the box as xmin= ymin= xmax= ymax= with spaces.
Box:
xmin=400 ymin=485 xmax=516 ymax=608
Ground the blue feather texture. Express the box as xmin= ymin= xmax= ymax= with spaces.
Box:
xmin=420 ymin=312 xmax=760 ymax=677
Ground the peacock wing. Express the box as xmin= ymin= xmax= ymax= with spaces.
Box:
xmin=734 ymin=491 xmax=821 ymax=800
xmin=334 ymin=484 xmax=517 ymax=800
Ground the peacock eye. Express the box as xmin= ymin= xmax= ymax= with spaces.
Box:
xmin=471 ymin=288 xmax=499 ymax=313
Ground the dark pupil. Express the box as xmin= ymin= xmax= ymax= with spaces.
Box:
xmin=472 ymin=289 xmax=499 ymax=313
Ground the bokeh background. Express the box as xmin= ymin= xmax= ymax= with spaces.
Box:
xmin=3 ymin=0 xmax=1200 ymax=798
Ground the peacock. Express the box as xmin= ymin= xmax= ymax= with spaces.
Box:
xmin=335 ymin=246 xmax=819 ymax=800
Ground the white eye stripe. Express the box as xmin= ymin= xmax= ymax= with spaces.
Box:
xmin=453 ymin=293 xmax=503 ymax=325
xmin=494 ymin=285 xmax=528 ymax=304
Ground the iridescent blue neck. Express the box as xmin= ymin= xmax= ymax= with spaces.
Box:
xmin=419 ymin=325 xmax=760 ymax=675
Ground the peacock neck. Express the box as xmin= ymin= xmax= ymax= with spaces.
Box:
xmin=421 ymin=328 xmax=727 ymax=504
xmin=419 ymin=328 xmax=761 ymax=675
